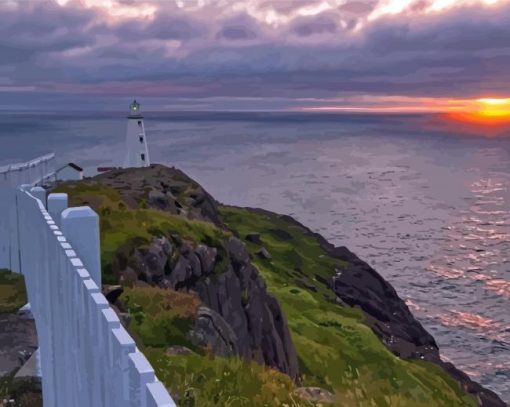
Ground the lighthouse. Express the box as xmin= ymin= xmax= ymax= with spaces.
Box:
xmin=124 ymin=99 xmax=150 ymax=168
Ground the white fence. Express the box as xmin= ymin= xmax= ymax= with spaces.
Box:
xmin=0 ymin=156 xmax=176 ymax=407
xmin=0 ymin=154 xmax=57 ymax=272
xmin=0 ymin=153 xmax=56 ymax=188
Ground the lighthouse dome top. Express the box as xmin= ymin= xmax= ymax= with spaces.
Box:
xmin=129 ymin=99 xmax=142 ymax=118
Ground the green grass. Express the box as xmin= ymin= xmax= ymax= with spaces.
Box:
xmin=121 ymin=286 xmax=201 ymax=350
xmin=53 ymin=183 xmax=230 ymax=284
xmin=53 ymin=182 xmax=477 ymax=406
xmin=0 ymin=269 xmax=27 ymax=314
xmin=122 ymin=286 xmax=321 ymax=407
xmin=145 ymin=348 xmax=320 ymax=407
xmin=98 ymin=208 xmax=229 ymax=284
xmin=219 ymin=206 xmax=477 ymax=407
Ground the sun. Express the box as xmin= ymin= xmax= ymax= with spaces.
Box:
xmin=476 ymin=98 xmax=510 ymax=117
xmin=446 ymin=97 xmax=510 ymax=126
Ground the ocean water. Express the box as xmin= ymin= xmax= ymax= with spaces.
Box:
xmin=1 ymin=111 xmax=509 ymax=400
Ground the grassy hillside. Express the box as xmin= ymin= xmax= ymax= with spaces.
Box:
xmin=55 ymin=183 xmax=313 ymax=406
xmin=219 ymin=206 xmax=476 ymax=407
xmin=121 ymin=285 xmax=308 ymax=406
xmin=54 ymin=183 xmax=229 ymax=285
xmin=54 ymin=180 xmax=477 ymax=406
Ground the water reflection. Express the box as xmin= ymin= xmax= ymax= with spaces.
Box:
xmin=424 ymin=174 xmax=509 ymax=395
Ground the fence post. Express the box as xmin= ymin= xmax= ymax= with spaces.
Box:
xmin=128 ymin=352 xmax=155 ymax=407
xmin=61 ymin=206 xmax=101 ymax=287
xmin=88 ymin=292 xmax=109 ymax=407
xmin=112 ymin=326 xmax=136 ymax=405
xmin=48 ymin=193 xmax=68 ymax=226
xmin=100 ymin=309 xmax=121 ymax=407
xmin=146 ymin=382 xmax=176 ymax=407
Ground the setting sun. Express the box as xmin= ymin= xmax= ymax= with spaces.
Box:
xmin=446 ymin=97 xmax=510 ymax=125
xmin=477 ymin=98 xmax=510 ymax=117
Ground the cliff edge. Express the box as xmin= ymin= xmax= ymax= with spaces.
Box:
xmin=52 ymin=164 xmax=505 ymax=407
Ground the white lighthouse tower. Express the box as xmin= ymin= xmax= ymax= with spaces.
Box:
xmin=124 ymin=99 xmax=150 ymax=168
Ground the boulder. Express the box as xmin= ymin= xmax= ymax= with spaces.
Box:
xmin=245 ymin=232 xmax=261 ymax=244
xmin=169 ymin=256 xmax=193 ymax=288
xmin=147 ymin=190 xmax=176 ymax=212
xmin=102 ymin=285 xmax=123 ymax=304
xmin=269 ymin=228 xmax=292 ymax=241
xmin=255 ymin=247 xmax=272 ymax=260
xmin=132 ymin=236 xmax=172 ymax=283
xmin=189 ymin=306 xmax=239 ymax=357
xmin=195 ymin=245 xmax=217 ymax=275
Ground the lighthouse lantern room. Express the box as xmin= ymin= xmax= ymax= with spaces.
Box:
xmin=124 ymin=99 xmax=150 ymax=168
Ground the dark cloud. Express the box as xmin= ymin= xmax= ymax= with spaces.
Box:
xmin=112 ymin=9 xmax=206 ymax=41
xmin=2 ymin=0 xmax=510 ymax=107
xmin=0 ymin=2 xmax=97 ymax=63
xmin=217 ymin=25 xmax=257 ymax=40
xmin=290 ymin=13 xmax=339 ymax=37
xmin=215 ymin=15 xmax=260 ymax=41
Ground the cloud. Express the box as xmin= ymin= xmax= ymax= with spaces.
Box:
xmin=112 ymin=8 xmax=207 ymax=41
xmin=0 ymin=1 xmax=97 ymax=62
xmin=2 ymin=0 xmax=510 ymax=108
xmin=216 ymin=14 xmax=261 ymax=41
xmin=338 ymin=1 xmax=377 ymax=15
xmin=290 ymin=13 xmax=340 ymax=37
xmin=217 ymin=25 xmax=257 ymax=40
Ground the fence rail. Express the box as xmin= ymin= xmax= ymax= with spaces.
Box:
xmin=0 ymin=155 xmax=175 ymax=407
xmin=0 ymin=153 xmax=56 ymax=188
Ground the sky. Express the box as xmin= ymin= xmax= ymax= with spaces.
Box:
xmin=1 ymin=0 xmax=510 ymax=111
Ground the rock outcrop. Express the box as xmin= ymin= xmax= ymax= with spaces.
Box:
xmin=113 ymin=234 xmax=299 ymax=381
xmin=231 ymin=209 xmax=507 ymax=406
xmin=189 ymin=306 xmax=239 ymax=357
xmin=93 ymin=165 xmax=221 ymax=225
xmin=306 ymin=226 xmax=506 ymax=407
xmin=331 ymin=257 xmax=439 ymax=361
xmin=68 ymin=167 xmax=300 ymax=381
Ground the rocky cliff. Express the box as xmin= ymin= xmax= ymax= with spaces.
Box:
xmin=53 ymin=165 xmax=506 ymax=407
xmin=112 ymin=233 xmax=299 ymax=381
xmin=293 ymin=218 xmax=505 ymax=407
xmin=59 ymin=165 xmax=299 ymax=381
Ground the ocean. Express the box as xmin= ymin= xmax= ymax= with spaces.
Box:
xmin=1 ymin=111 xmax=509 ymax=401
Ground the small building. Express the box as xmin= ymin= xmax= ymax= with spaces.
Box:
xmin=55 ymin=163 xmax=83 ymax=181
